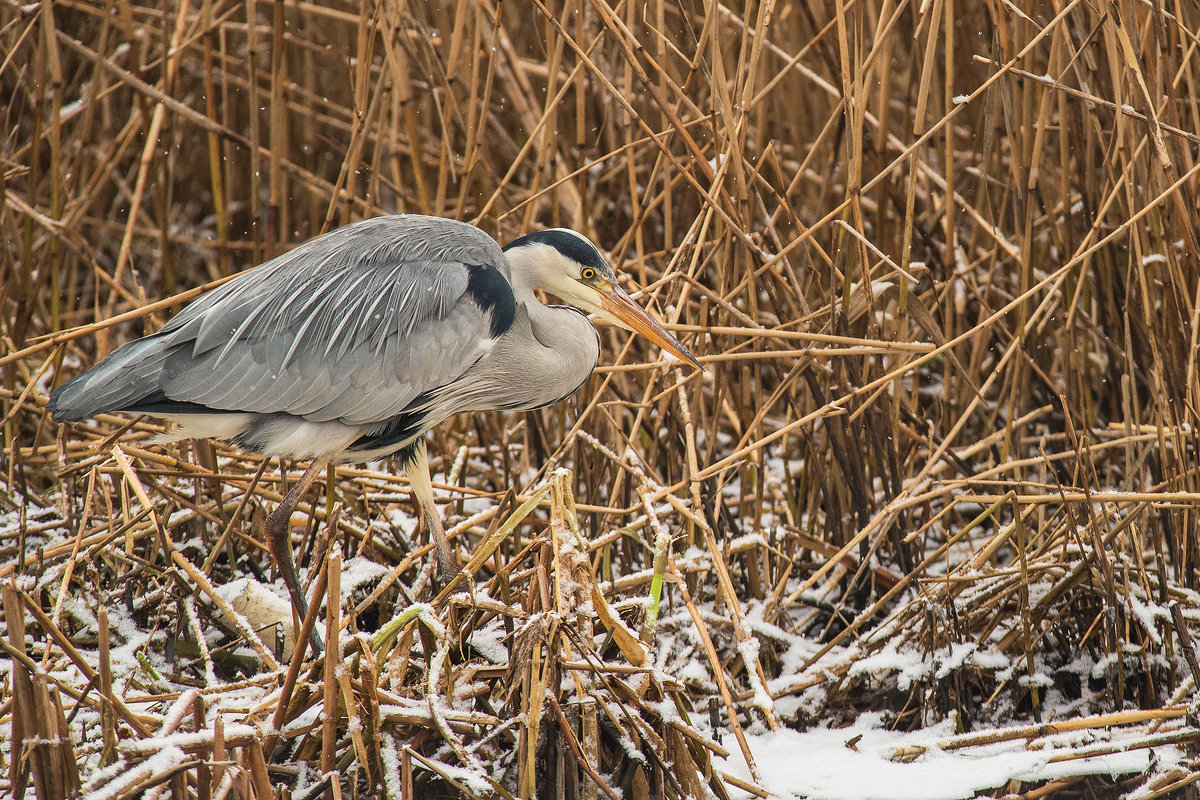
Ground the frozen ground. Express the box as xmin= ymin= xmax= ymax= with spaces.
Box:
xmin=721 ymin=713 xmax=1186 ymax=800
xmin=3 ymin=456 xmax=1198 ymax=798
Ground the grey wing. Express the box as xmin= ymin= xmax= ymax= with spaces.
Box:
xmin=51 ymin=215 xmax=514 ymax=426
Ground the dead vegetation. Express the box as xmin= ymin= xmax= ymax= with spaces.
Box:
xmin=3 ymin=0 xmax=1200 ymax=797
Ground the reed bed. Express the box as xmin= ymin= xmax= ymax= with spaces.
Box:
xmin=2 ymin=0 xmax=1200 ymax=797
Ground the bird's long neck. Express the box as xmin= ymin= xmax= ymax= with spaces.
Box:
xmin=510 ymin=279 xmax=599 ymax=372
xmin=488 ymin=266 xmax=599 ymax=410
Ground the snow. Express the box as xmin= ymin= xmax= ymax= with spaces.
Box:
xmin=737 ymin=635 xmax=774 ymax=712
xmin=121 ymin=724 xmax=258 ymax=754
xmin=1125 ymin=595 xmax=1167 ymax=644
xmin=468 ymin=621 xmax=508 ymax=664
xmin=339 ymin=555 xmax=389 ymax=596
xmin=82 ymin=746 xmax=190 ymax=800
xmin=719 ymin=714 xmax=1174 ymax=800
xmin=848 ymin=642 xmax=929 ymax=691
xmin=674 ymin=544 xmax=711 ymax=571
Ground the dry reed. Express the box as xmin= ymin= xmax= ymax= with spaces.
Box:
xmin=2 ymin=0 xmax=1200 ymax=797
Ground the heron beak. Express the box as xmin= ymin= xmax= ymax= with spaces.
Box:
xmin=598 ymin=285 xmax=702 ymax=369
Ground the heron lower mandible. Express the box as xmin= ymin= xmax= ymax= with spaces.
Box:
xmin=49 ymin=214 xmax=700 ymax=655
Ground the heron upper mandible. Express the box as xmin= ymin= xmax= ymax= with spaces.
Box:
xmin=49 ymin=214 xmax=699 ymax=654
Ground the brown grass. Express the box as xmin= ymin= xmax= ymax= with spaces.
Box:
xmin=3 ymin=0 xmax=1200 ymax=797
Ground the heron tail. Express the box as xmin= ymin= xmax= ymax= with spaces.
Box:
xmin=48 ymin=336 xmax=175 ymax=422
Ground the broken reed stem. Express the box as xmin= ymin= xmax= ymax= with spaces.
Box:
xmin=97 ymin=607 xmax=118 ymax=766
xmin=212 ymin=716 xmax=226 ymax=797
xmin=264 ymin=562 xmax=330 ymax=757
xmin=1171 ymin=603 xmax=1200 ymax=690
xmin=193 ymin=694 xmax=211 ymax=800
xmin=667 ymin=555 xmax=762 ymax=785
xmin=322 ymin=547 xmax=342 ymax=785
xmin=5 ymin=585 xmax=35 ymax=800
xmin=549 ymin=695 xmax=621 ymax=800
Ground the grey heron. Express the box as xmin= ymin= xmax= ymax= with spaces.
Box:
xmin=49 ymin=214 xmax=699 ymax=653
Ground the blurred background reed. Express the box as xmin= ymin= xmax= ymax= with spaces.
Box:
xmin=3 ymin=0 xmax=1200 ymax=797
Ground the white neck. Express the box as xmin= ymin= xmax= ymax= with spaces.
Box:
xmin=472 ymin=244 xmax=600 ymax=410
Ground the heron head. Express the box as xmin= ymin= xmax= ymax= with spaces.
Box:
xmin=502 ymin=229 xmax=701 ymax=368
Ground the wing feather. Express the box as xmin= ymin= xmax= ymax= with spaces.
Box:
xmin=146 ymin=215 xmax=510 ymax=426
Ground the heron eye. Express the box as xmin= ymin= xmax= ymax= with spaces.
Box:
xmin=581 ymin=267 xmax=596 ymax=280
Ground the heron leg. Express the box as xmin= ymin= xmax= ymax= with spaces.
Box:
xmin=405 ymin=441 xmax=460 ymax=581
xmin=265 ymin=457 xmax=329 ymax=657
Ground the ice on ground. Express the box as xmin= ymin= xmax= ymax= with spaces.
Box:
xmin=719 ymin=713 xmax=1172 ymax=800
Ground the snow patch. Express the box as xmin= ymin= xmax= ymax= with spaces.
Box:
xmin=720 ymin=714 xmax=1169 ymax=800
